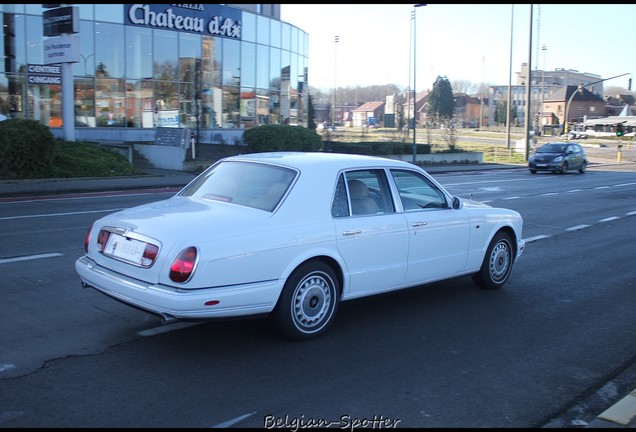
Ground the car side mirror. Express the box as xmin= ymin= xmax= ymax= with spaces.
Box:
xmin=452 ymin=196 xmax=463 ymax=210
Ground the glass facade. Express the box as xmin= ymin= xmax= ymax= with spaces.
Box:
xmin=0 ymin=4 xmax=308 ymax=132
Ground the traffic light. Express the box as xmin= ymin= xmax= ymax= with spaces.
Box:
xmin=616 ymin=123 xmax=624 ymax=137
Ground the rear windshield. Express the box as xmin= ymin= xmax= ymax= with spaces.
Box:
xmin=178 ymin=161 xmax=296 ymax=212
xmin=538 ymin=143 xmax=566 ymax=153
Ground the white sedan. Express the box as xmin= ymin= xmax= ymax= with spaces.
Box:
xmin=76 ymin=152 xmax=525 ymax=340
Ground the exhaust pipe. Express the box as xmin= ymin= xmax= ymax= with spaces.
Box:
xmin=81 ymin=281 xmax=93 ymax=289
xmin=160 ymin=313 xmax=178 ymax=325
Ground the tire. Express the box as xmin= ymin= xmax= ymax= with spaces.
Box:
xmin=271 ymin=261 xmax=339 ymax=340
xmin=472 ymin=231 xmax=514 ymax=290
xmin=579 ymin=161 xmax=587 ymax=174
xmin=529 ymin=169 xmax=537 ymax=174
xmin=560 ymin=162 xmax=568 ymax=174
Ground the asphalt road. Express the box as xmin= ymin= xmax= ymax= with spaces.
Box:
xmin=1 ymin=166 xmax=635 ymax=428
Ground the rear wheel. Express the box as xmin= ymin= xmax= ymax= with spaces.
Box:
xmin=271 ymin=261 xmax=339 ymax=340
xmin=472 ymin=231 xmax=514 ymax=290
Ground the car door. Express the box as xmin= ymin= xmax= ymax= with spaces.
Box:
xmin=332 ymin=169 xmax=409 ymax=299
xmin=390 ymin=169 xmax=470 ymax=285
xmin=566 ymin=144 xmax=582 ymax=170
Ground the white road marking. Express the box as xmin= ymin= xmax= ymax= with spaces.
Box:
xmin=0 ymin=209 xmax=124 ymax=221
xmin=599 ymin=216 xmax=620 ymax=222
xmin=0 ymin=253 xmax=63 ymax=264
xmin=524 ymin=235 xmax=550 ymax=243
xmin=212 ymin=412 xmax=257 ymax=428
xmin=566 ymin=224 xmax=591 ymax=231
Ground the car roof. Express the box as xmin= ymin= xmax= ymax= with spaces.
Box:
xmin=544 ymin=142 xmax=581 ymax=146
xmin=223 ymin=151 xmax=416 ymax=172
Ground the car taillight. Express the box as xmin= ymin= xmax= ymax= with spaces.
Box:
xmin=169 ymin=246 xmax=197 ymax=283
xmin=96 ymin=229 xmax=111 ymax=253
xmin=142 ymin=244 xmax=159 ymax=267
xmin=84 ymin=224 xmax=94 ymax=253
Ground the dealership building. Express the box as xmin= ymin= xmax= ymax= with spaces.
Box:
xmin=1 ymin=4 xmax=308 ymax=152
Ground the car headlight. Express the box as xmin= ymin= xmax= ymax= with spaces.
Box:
xmin=553 ymin=155 xmax=563 ymax=162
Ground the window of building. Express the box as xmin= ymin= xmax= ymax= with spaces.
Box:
xmin=257 ymin=15 xmax=270 ymax=46
xmin=125 ymin=78 xmax=153 ymax=128
xmin=241 ymin=41 xmax=256 ymax=89
xmin=270 ymin=19 xmax=281 ymax=49
xmin=269 ymin=47 xmax=281 ymax=90
xmin=241 ymin=11 xmax=256 ymax=43
xmin=240 ymin=87 xmax=255 ymax=128
xmin=222 ymin=86 xmax=240 ymax=128
xmin=222 ymin=39 xmax=240 ymax=87
xmin=125 ymin=26 xmax=152 ymax=80
xmin=95 ymin=22 xmax=125 ymax=78
xmin=281 ymin=22 xmax=291 ymax=51
xmin=154 ymin=29 xmax=178 ymax=81
xmin=256 ymin=44 xmax=270 ymax=90
xmin=95 ymin=77 xmax=125 ymax=126
xmin=75 ymin=77 xmax=95 ymax=127
xmin=94 ymin=4 xmax=123 ymax=24
xmin=74 ymin=20 xmax=95 ymax=77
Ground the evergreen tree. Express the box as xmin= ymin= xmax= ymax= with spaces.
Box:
xmin=427 ymin=76 xmax=454 ymax=121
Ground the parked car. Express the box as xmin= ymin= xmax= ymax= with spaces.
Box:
xmin=76 ymin=152 xmax=525 ymax=340
xmin=528 ymin=142 xmax=588 ymax=174
xmin=560 ymin=131 xmax=588 ymax=140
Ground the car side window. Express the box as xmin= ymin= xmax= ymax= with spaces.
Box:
xmin=331 ymin=174 xmax=350 ymax=217
xmin=338 ymin=169 xmax=395 ymax=216
xmin=390 ymin=169 xmax=448 ymax=211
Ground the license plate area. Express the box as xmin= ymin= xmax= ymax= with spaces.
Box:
xmin=536 ymin=163 xmax=547 ymax=167
xmin=103 ymin=233 xmax=146 ymax=265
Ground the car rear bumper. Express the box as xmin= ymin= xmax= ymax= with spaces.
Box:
xmin=75 ymin=256 xmax=282 ymax=320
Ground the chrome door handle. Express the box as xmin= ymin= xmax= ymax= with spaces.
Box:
xmin=342 ymin=230 xmax=362 ymax=236
xmin=412 ymin=222 xmax=427 ymax=227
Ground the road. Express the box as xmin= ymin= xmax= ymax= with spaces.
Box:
xmin=1 ymin=166 xmax=635 ymax=427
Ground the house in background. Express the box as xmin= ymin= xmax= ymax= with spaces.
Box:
xmin=351 ymin=101 xmax=385 ymax=127
xmin=541 ymin=85 xmax=605 ymax=126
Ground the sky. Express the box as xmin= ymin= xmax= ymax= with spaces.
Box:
xmin=280 ymin=4 xmax=636 ymax=93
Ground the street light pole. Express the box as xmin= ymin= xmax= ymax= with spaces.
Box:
xmin=479 ymin=56 xmax=485 ymax=131
xmin=333 ymin=35 xmax=339 ymax=127
xmin=540 ymin=44 xmax=547 ymax=133
xmin=412 ymin=3 xmax=426 ymax=164
xmin=407 ymin=11 xmax=414 ymax=139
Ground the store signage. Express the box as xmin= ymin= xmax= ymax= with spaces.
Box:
xmin=125 ymin=4 xmax=241 ymax=39
xmin=43 ymin=35 xmax=80 ymax=64
xmin=27 ymin=64 xmax=61 ymax=85
xmin=43 ymin=6 xmax=79 ymax=37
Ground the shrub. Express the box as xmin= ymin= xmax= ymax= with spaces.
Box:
xmin=243 ymin=124 xmax=322 ymax=153
xmin=0 ymin=119 xmax=58 ymax=179
xmin=50 ymin=141 xmax=139 ymax=177
xmin=323 ymin=141 xmax=431 ymax=156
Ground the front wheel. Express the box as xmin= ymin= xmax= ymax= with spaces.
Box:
xmin=560 ymin=162 xmax=568 ymax=174
xmin=472 ymin=231 xmax=514 ymax=290
xmin=579 ymin=161 xmax=587 ymax=174
xmin=271 ymin=261 xmax=340 ymax=340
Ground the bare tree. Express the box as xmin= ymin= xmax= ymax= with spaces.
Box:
xmin=451 ymin=79 xmax=478 ymax=95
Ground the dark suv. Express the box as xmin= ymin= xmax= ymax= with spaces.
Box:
xmin=528 ymin=142 xmax=587 ymax=174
